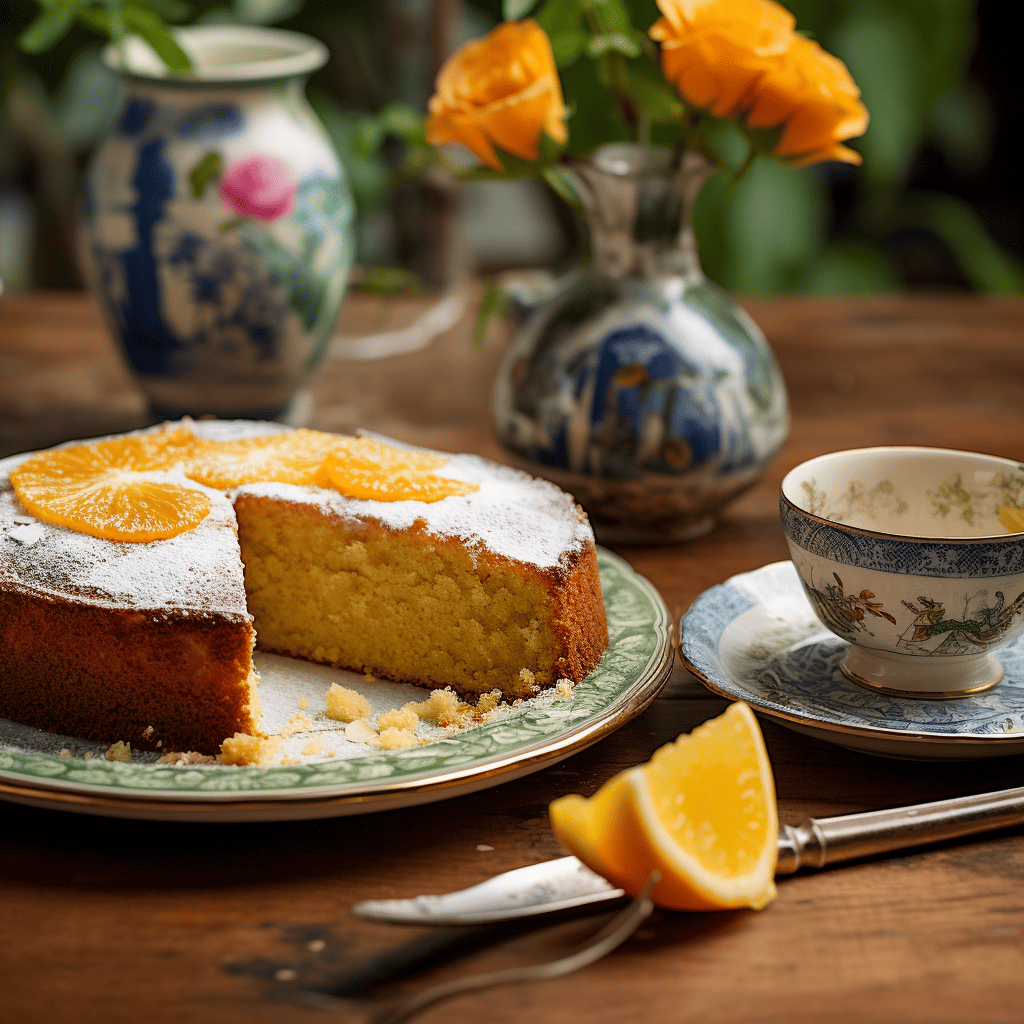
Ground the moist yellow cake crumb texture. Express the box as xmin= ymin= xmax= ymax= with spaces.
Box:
xmin=325 ymin=683 xmax=372 ymax=723
xmin=375 ymin=726 xmax=420 ymax=750
xmin=219 ymin=732 xmax=282 ymax=766
xmin=378 ymin=705 xmax=420 ymax=732
xmin=413 ymin=687 xmax=472 ymax=727
xmin=235 ymin=496 xmax=571 ymax=698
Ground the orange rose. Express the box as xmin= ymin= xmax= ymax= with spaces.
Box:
xmin=746 ymin=34 xmax=868 ymax=166
xmin=649 ymin=0 xmax=796 ymax=119
xmin=425 ymin=20 xmax=568 ymax=172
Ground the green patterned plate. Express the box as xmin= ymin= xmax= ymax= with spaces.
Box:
xmin=0 ymin=549 xmax=671 ymax=822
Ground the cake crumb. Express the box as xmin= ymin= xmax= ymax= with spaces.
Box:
xmin=105 ymin=741 xmax=131 ymax=763
xmin=302 ymin=735 xmax=324 ymax=756
xmin=297 ymin=698 xmax=309 ymax=710
xmin=59 ymin=748 xmax=71 ymax=758
xmin=325 ymin=684 xmax=372 ymax=723
xmin=378 ymin=705 xmax=419 ymax=733
xmin=364 ymin=669 xmax=377 ymax=683
xmin=281 ymin=713 xmax=313 ymax=738
xmin=376 ymin=727 xmax=419 ymax=750
xmin=413 ymin=688 xmax=471 ymax=727
xmin=519 ymin=668 xmax=536 ymax=690
xmin=555 ymin=678 xmax=575 ymax=698
xmin=219 ymin=733 xmax=282 ymax=766
xmin=475 ymin=689 xmax=503 ymax=714
xmin=142 ymin=725 xmax=155 ymax=740
xmin=280 ymin=756 xmax=301 ymax=766
xmin=157 ymin=750 xmax=217 ymax=765
xmin=83 ymin=751 xmax=93 ymax=759
xmin=345 ymin=719 xmax=378 ymax=744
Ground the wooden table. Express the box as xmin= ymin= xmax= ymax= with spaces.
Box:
xmin=2 ymin=291 xmax=1023 ymax=1024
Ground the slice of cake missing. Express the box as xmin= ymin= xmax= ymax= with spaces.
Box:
xmin=233 ymin=450 xmax=607 ymax=697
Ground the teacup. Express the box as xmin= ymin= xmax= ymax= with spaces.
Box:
xmin=780 ymin=447 xmax=1024 ymax=698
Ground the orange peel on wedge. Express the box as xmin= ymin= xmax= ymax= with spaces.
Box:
xmin=549 ymin=702 xmax=778 ymax=911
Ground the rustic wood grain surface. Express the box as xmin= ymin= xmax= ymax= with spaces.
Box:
xmin=1 ymin=290 xmax=1023 ymax=1024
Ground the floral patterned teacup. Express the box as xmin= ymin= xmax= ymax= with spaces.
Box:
xmin=780 ymin=447 xmax=1024 ymax=697
xmin=82 ymin=26 xmax=354 ymax=421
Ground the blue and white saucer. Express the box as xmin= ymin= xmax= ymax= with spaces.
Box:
xmin=679 ymin=561 xmax=1024 ymax=760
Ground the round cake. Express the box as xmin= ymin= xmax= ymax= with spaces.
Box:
xmin=0 ymin=421 xmax=608 ymax=754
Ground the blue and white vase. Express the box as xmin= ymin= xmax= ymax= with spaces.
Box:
xmin=81 ymin=26 xmax=354 ymax=420
xmin=492 ymin=144 xmax=789 ymax=543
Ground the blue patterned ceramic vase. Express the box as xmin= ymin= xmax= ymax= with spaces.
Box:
xmin=492 ymin=144 xmax=789 ymax=544
xmin=81 ymin=27 xmax=354 ymax=420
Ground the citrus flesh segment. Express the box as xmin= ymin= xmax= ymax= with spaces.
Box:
xmin=549 ymin=702 xmax=779 ymax=911
xmin=183 ymin=429 xmax=342 ymax=489
xmin=315 ymin=437 xmax=479 ymax=503
xmin=10 ymin=435 xmax=213 ymax=543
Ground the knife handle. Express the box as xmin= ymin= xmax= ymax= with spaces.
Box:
xmin=776 ymin=785 xmax=1024 ymax=874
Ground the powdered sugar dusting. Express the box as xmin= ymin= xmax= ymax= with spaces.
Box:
xmin=235 ymin=449 xmax=592 ymax=571
xmin=1 ymin=455 xmax=249 ymax=619
xmin=0 ymin=420 xmax=593 ymax=615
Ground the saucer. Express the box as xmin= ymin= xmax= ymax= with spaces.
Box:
xmin=678 ymin=561 xmax=1024 ymax=760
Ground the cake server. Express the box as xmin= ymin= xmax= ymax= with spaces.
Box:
xmin=352 ymin=785 xmax=1024 ymax=925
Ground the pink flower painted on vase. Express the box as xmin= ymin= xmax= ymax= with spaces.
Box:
xmin=219 ymin=154 xmax=297 ymax=221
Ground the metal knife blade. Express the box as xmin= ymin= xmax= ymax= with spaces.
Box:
xmin=351 ymin=786 xmax=1024 ymax=926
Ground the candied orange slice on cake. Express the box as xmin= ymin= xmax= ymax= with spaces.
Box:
xmin=548 ymin=702 xmax=778 ymax=911
xmin=10 ymin=435 xmax=213 ymax=543
xmin=315 ymin=437 xmax=479 ymax=503
xmin=183 ymin=429 xmax=342 ymax=489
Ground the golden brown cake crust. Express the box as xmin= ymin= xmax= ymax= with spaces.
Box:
xmin=0 ymin=589 xmax=257 ymax=753
xmin=1 ymin=422 xmax=609 ymax=751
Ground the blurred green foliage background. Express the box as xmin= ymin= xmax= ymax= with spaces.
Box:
xmin=1 ymin=0 xmax=1021 ymax=294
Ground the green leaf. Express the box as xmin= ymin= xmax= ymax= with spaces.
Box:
xmin=17 ymin=4 xmax=76 ymax=54
xmin=504 ymin=0 xmax=541 ymax=18
xmin=549 ymin=28 xmax=586 ymax=66
xmin=188 ymin=150 xmax=222 ymax=198
xmin=376 ymin=103 xmax=427 ymax=144
xmin=615 ymin=54 xmax=685 ymax=122
xmin=536 ymin=0 xmax=583 ymax=36
xmin=121 ymin=7 xmax=192 ymax=71
xmin=585 ymin=32 xmax=641 ymax=58
xmin=582 ymin=0 xmax=634 ymax=34
xmin=541 ymin=166 xmax=585 ymax=212
xmin=473 ymin=281 xmax=511 ymax=349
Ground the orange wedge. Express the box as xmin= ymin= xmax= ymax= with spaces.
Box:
xmin=10 ymin=436 xmax=213 ymax=543
xmin=549 ymin=702 xmax=778 ymax=911
xmin=315 ymin=437 xmax=478 ymax=503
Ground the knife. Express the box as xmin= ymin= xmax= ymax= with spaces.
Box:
xmin=352 ymin=786 xmax=1024 ymax=926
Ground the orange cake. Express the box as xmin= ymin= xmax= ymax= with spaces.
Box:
xmin=0 ymin=421 xmax=608 ymax=754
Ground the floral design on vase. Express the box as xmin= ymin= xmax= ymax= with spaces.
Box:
xmin=492 ymin=145 xmax=789 ymax=543
xmin=81 ymin=28 xmax=354 ymax=420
